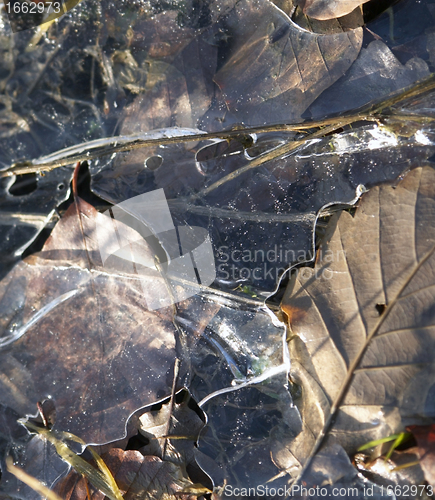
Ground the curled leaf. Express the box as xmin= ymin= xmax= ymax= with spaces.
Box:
xmin=299 ymin=0 xmax=369 ymax=20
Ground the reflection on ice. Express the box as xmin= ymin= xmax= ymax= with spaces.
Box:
xmin=332 ymin=125 xmax=398 ymax=154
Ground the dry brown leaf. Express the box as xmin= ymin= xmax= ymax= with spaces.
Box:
xmin=407 ymin=425 xmax=435 ymax=487
xmin=213 ymin=0 xmax=362 ymax=123
xmin=0 ymin=165 xmax=178 ymax=444
xmin=54 ymin=448 xmax=198 ymax=500
xmin=138 ymin=396 xmax=205 ymax=472
xmin=298 ymin=0 xmax=369 ymax=20
xmin=120 ymin=35 xmax=217 ymax=134
xmin=279 ymin=165 xmax=435 ymax=483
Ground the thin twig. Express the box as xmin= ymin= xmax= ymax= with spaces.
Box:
xmin=2 ymin=74 xmax=435 ymax=178
xmin=162 ymin=357 xmax=181 ymax=459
